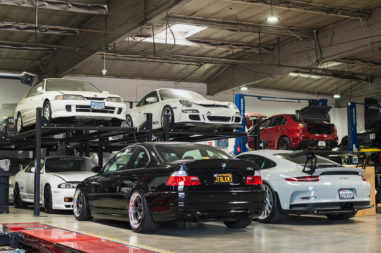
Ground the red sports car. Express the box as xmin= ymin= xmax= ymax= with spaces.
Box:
xmin=257 ymin=105 xmax=338 ymax=150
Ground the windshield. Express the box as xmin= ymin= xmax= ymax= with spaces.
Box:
xmin=45 ymin=79 xmax=101 ymax=92
xmin=159 ymin=89 xmax=206 ymax=101
xmin=45 ymin=157 xmax=96 ymax=173
xmin=155 ymin=144 xmax=231 ymax=162
xmin=275 ymin=153 xmax=342 ymax=168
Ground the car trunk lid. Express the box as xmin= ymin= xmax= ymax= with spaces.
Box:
xmin=297 ymin=105 xmax=334 ymax=134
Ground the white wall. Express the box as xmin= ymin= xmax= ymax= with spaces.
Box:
xmin=0 ymin=79 xmax=30 ymax=104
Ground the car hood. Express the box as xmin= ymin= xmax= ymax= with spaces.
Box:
xmin=59 ymin=91 xmax=122 ymax=99
xmin=49 ymin=171 xmax=96 ymax=182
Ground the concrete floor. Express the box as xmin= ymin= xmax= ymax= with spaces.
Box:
xmin=0 ymin=207 xmax=380 ymax=253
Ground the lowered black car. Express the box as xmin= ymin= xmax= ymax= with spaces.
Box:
xmin=73 ymin=142 xmax=265 ymax=233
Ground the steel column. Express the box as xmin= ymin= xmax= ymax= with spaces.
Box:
xmin=34 ymin=107 xmax=42 ymax=216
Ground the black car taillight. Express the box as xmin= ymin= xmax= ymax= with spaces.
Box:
xmin=285 ymin=176 xmax=319 ymax=182
xmin=167 ymin=171 xmax=200 ymax=186
xmin=245 ymin=170 xmax=262 ymax=185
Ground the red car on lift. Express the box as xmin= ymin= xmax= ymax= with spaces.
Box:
xmin=259 ymin=105 xmax=338 ymax=150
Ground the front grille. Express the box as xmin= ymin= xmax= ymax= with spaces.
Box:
xmin=207 ymin=116 xmax=231 ymax=122
xmin=199 ymin=104 xmax=228 ymax=108
xmin=76 ymin=105 xmax=115 ymax=114
xmin=85 ymin=97 xmax=106 ymax=101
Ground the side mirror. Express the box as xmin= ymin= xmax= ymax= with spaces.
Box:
xmin=19 ymin=165 xmax=23 ymax=171
xmin=146 ymin=97 xmax=157 ymax=103
xmin=36 ymin=87 xmax=44 ymax=93
xmin=102 ymin=91 xmax=110 ymax=94
xmin=31 ymin=167 xmax=35 ymax=173
xmin=91 ymin=165 xmax=102 ymax=173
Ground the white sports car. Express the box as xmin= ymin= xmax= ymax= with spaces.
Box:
xmin=123 ymin=88 xmax=241 ymax=130
xmin=13 ymin=156 xmax=96 ymax=213
xmin=15 ymin=78 xmax=127 ymax=133
xmin=237 ymin=150 xmax=371 ymax=223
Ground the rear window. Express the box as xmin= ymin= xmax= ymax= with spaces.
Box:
xmin=155 ymin=144 xmax=231 ymax=162
xmin=275 ymin=153 xmax=342 ymax=168
xmin=288 ymin=114 xmax=300 ymax=122
xmin=45 ymin=157 xmax=96 ymax=173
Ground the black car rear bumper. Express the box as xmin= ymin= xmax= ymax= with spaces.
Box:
xmin=287 ymin=201 xmax=371 ymax=214
xmin=297 ymin=140 xmax=338 ymax=150
xmin=149 ymin=190 xmax=266 ymax=222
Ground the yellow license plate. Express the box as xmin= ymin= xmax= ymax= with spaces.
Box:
xmin=214 ymin=173 xmax=233 ymax=183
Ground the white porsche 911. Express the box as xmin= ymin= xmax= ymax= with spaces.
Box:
xmin=13 ymin=156 xmax=96 ymax=213
xmin=15 ymin=78 xmax=127 ymax=132
xmin=123 ymin=88 xmax=242 ymax=130
xmin=237 ymin=150 xmax=371 ymax=223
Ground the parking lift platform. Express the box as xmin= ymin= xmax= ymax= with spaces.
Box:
xmin=1 ymin=223 xmax=158 ymax=253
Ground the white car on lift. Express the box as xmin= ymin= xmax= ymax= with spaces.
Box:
xmin=236 ymin=150 xmax=371 ymax=223
xmin=123 ymin=88 xmax=242 ymax=130
xmin=14 ymin=78 xmax=127 ymax=133
xmin=13 ymin=156 xmax=96 ymax=213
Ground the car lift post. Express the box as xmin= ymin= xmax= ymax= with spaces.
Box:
xmin=146 ymin=113 xmax=153 ymax=142
xmin=347 ymin=102 xmax=358 ymax=152
xmin=34 ymin=107 xmax=42 ymax=217
xmin=234 ymin=94 xmax=247 ymax=155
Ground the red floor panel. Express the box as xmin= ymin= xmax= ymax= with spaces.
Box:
xmin=2 ymin=223 xmax=159 ymax=253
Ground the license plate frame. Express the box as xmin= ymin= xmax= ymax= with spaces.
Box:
xmin=91 ymin=101 xmax=105 ymax=110
xmin=214 ymin=173 xmax=233 ymax=184
xmin=339 ymin=189 xmax=355 ymax=199
xmin=318 ymin=141 xmax=326 ymax=147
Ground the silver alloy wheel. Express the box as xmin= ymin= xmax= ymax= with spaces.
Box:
xmin=161 ymin=107 xmax=172 ymax=125
xmin=259 ymin=184 xmax=273 ymax=220
xmin=73 ymin=190 xmax=83 ymax=218
xmin=16 ymin=115 xmax=22 ymax=133
xmin=123 ymin=116 xmax=133 ymax=127
xmin=43 ymin=103 xmax=51 ymax=120
xmin=129 ymin=192 xmax=144 ymax=229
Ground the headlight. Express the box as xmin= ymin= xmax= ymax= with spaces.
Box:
xmin=58 ymin=183 xmax=76 ymax=189
xmin=182 ymin=109 xmax=199 ymax=113
xmin=55 ymin=95 xmax=85 ymax=100
xmin=106 ymin=97 xmax=123 ymax=103
xmin=180 ymin=100 xmax=193 ymax=107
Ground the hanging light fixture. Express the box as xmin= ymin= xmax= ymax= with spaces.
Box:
xmin=102 ymin=52 xmax=107 ymax=76
xmin=266 ymin=2 xmax=280 ymax=24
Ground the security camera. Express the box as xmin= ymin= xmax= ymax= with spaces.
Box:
xmin=102 ymin=68 xmax=107 ymax=76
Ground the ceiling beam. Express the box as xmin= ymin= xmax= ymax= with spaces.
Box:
xmin=102 ymin=51 xmax=373 ymax=82
xmin=0 ymin=43 xmax=57 ymax=52
xmin=187 ymin=38 xmax=273 ymax=53
xmin=335 ymin=59 xmax=381 ymax=71
xmin=39 ymin=0 xmax=191 ymax=79
xmin=166 ymin=15 xmax=313 ymax=38
xmin=207 ymin=8 xmax=381 ymax=95
xmin=0 ymin=22 xmax=79 ymax=36
xmin=0 ymin=0 xmax=108 ymax=15
xmin=234 ymin=0 xmax=370 ymax=19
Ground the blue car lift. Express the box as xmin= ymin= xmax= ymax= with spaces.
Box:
xmin=234 ymin=93 xmax=328 ymax=155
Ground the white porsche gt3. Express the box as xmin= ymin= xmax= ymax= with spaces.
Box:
xmin=123 ymin=88 xmax=242 ymax=130
xmin=237 ymin=150 xmax=371 ymax=223
xmin=13 ymin=156 xmax=96 ymax=213
xmin=15 ymin=78 xmax=127 ymax=133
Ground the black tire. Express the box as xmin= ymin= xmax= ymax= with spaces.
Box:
xmin=161 ymin=106 xmax=174 ymax=129
xmin=14 ymin=184 xmax=27 ymax=208
xmin=278 ymin=136 xmax=291 ymax=150
xmin=44 ymin=185 xmax=54 ymax=214
xmin=122 ymin=115 xmax=133 ymax=127
xmin=128 ymin=190 xmax=159 ymax=233
xmin=224 ymin=218 xmax=252 ymax=229
xmin=73 ymin=188 xmax=92 ymax=221
xmin=326 ymin=211 xmax=357 ymax=220
xmin=43 ymin=101 xmax=52 ymax=122
xmin=16 ymin=113 xmax=24 ymax=133
xmin=256 ymin=183 xmax=287 ymax=224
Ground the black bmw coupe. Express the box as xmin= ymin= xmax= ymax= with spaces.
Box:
xmin=73 ymin=142 xmax=265 ymax=233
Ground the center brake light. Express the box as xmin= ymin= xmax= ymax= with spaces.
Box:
xmin=285 ymin=176 xmax=319 ymax=182
xmin=246 ymin=170 xmax=262 ymax=185
xmin=167 ymin=171 xmax=200 ymax=186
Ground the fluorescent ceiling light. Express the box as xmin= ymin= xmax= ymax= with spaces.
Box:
xmin=333 ymin=94 xmax=341 ymax=99
xmin=130 ymin=24 xmax=207 ymax=47
xmin=266 ymin=15 xmax=280 ymax=23
xmin=289 ymin=72 xmax=322 ymax=79
xmin=318 ymin=62 xmax=342 ymax=68
xmin=240 ymin=86 xmax=248 ymax=91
